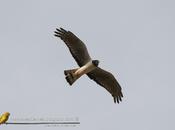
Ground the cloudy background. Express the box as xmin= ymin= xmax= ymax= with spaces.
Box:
xmin=0 ymin=0 xmax=174 ymax=129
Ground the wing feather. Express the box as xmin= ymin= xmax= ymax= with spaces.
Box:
xmin=54 ymin=28 xmax=91 ymax=66
xmin=87 ymin=67 xmax=123 ymax=103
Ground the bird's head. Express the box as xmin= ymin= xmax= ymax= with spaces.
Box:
xmin=92 ymin=60 xmax=99 ymax=67
xmin=3 ymin=112 xmax=10 ymax=117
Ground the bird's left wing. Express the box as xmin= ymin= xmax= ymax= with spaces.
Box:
xmin=87 ymin=67 xmax=123 ymax=103
xmin=54 ymin=28 xmax=91 ymax=67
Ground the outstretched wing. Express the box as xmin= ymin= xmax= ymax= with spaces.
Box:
xmin=87 ymin=67 xmax=123 ymax=103
xmin=54 ymin=28 xmax=91 ymax=67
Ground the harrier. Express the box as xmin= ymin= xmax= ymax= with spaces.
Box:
xmin=54 ymin=28 xmax=123 ymax=103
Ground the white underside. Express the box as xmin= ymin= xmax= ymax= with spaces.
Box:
xmin=74 ymin=61 xmax=96 ymax=77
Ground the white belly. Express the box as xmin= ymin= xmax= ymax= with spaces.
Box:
xmin=74 ymin=61 xmax=96 ymax=77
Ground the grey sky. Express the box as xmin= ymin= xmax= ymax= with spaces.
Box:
xmin=0 ymin=0 xmax=174 ymax=129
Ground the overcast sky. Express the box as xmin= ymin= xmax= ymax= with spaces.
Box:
xmin=0 ymin=0 xmax=174 ymax=130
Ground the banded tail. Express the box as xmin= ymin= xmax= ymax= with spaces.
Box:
xmin=64 ymin=69 xmax=79 ymax=85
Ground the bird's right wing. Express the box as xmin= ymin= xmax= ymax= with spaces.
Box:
xmin=87 ymin=67 xmax=123 ymax=103
xmin=54 ymin=28 xmax=91 ymax=67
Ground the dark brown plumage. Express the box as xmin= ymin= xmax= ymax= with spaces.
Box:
xmin=54 ymin=27 xmax=123 ymax=103
xmin=54 ymin=28 xmax=91 ymax=67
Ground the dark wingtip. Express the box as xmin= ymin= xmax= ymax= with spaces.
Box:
xmin=117 ymin=97 xmax=119 ymax=104
xmin=113 ymin=97 xmax=117 ymax=103
xmin=56 ymin=28 xmax=60 ymax=31
xmin=54 ymin=34 xmax=60 ymax=37
xmin=121 ymin=92 xmax=124 ymax=97
xmin=55 ymin=27 xmax=67 ymax=36
xmin=113 ymin=95 xmax=122 ymax=104
xmin=60 ymin=27 xmax=67 ymax=31
xmin=54 ymin=31 xmax=59 ymax=34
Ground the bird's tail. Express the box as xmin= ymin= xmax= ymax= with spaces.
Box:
xmin=64 ymin=69 xmax=79 ymax=85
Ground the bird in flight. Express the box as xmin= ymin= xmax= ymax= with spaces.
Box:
xmin=0 ymin=112 xmax=10 ymax=125
xmin=54 ymin=28 xmax=123 ymax=103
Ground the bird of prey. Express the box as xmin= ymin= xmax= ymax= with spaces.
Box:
xmin=0 ymin=112 xmax=10 ymax=125
xmin=54 ymin=28 xmax=123 ymax=103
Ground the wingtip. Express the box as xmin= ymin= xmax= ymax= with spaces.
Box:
xmin=113 ymin=95 xmax=122 ymax=104
xmin=121 ymin=92 xmax=124 ymax=97
xmin=56 ymin=28 xmax=60 ymax=31
xmin=60 ymin=27 xmax=66 ymax=31
xmin=54 ymin=34 xmax=59 ymax=37
xmin=55 ymin=27 xmax=67 ymax=34
xmin=113 ymin=97 xmax=117 ymax=104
